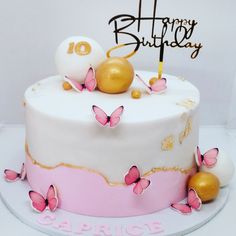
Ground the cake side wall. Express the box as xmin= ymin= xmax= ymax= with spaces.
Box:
xmin=24 ymin=72 xmax=199 ymax=216
xmin=25 ymin=102 xmax=198 ymax=183
xmin=25 ymin=152 xmax=196 ymax=217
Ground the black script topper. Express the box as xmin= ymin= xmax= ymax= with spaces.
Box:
xmin=107 ymin=0 xmax=203 ymax=79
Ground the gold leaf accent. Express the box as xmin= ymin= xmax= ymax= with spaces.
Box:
xmin=25 ymin=144 xmax=194 ymax=186
xmin=179 ymin=117 xmax=192 ymax=144
xmin=180 ymin=112 xmax=188 ymax=121
xmin=161 ymin=135 xmax=175 ymax=151
xmin=177 ymin=99 xmax=196 ymax=109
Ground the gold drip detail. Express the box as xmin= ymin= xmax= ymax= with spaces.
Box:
xmin=25 ymin=144 xmax=195 ymax=186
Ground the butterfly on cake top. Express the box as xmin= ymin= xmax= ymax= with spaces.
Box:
xmin=135 ymin=74 xmax=167 ymax=94
xmin=64 ymin=67 xmax=96 ymax=92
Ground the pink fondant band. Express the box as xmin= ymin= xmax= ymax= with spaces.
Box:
xmin=25 ymin=154 xmax=195 ymax=217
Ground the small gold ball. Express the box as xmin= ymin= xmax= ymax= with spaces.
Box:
xmin=131 ymin=89 xmax=141 ymax=99
xmin=188 ymin=172 xmax=220 ymax=203
xmin=96 ymin=57 xmax=134 ymax=94
xmin=149 ymin=77 xmax=158 ymax=86
xmin=63 ymin=81 xmax=72 ymax=90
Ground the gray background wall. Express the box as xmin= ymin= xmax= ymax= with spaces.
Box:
xmin=0 ymin=0 xmax=235 ymax=126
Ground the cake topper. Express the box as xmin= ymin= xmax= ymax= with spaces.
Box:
xmin=92 ymin=105 xmax=124 ymax=128
xmin=4 ymin=163 xmax=26 ymax=182
xmin=55 ymin=36 xmax=105 ymax=83
xmin=125 ymin=166 xmax=151 ymax=195
xmin=108 ymin=0 xmax=203 ymax=79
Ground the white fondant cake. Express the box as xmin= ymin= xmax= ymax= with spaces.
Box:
xmin=22 ymin=64 xmax=202 ymax=216
xmin=25 ymin=71 xmax=199 ymax=183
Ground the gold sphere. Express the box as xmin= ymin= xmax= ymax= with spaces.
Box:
xmin=188 ymin=172 xmax=220 ymax=203
xmin=63 ymin=81 xmax=72 ymax=90
xmin=96 ymin=57 xmax=134 ymax=94
xmin=149 ymin=77 xmax=158 ymax=86
xmin=131 ymin=89 xmax=141 ymax=99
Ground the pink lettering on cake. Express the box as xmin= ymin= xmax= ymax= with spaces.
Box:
xmin=37 ymin=215 xmax=165 ymax=235
xmin=37 ymin=212 xmax=56 ymax=225
xmin=145 ymin=221 xmax=164 ymax=234
xmin=114 ymin=226 xmax=123 ymax=236
xmin=94 ymin=224 xmax=112 ymax=236
xmin=53 ymin=220 xmax=72 ymax=232
xmin=75 ymin=223 xmax=92 ymax=234
xmin=126 ymin=225 xmax=144 ymax=236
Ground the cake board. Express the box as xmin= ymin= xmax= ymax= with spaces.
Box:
xmin=0 ymin=151 xmax=230 ymax=236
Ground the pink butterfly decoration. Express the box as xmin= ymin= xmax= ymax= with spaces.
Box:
xmin=92 ymin=105 xmax=124 ymax=128
xmin=195 ymin=146 xmax=218 ymax=168
xmin=171 ymin=188 xmax=202 ymax=214
xmin=136 ymin=74 xmax=167 ymax=94
xmin=124 ymin=166 xmax=151 ymax=195
xmin=29 ymin=185 xmax=59 ymax=213
xmin=64 ymin=67 xmax=96 ymax=92
xmin=4 ymin=163 xmax=26 ymax=182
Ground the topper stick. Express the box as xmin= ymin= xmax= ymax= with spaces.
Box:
xmin=158 ymin=43 xmax=164 ymax=80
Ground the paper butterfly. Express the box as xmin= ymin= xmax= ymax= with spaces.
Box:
xmin=195 ymin=146 xmax=218 ymax=168
xmin=29 ymin=185 xmax=58 ymax=213
xmin=4 ymin=163 xmax=26 ymax=182
xmin=124 ymin=166 xmax=151 ymax=195
xmin=136 ymin=74 xmax=167 ymax=94
xmin=64 ymin=67 xmax=96 ymax=92
xmin=171 ymin=188 xmax=202 ymax=214
xmin=92 ymin=105 xmax=124 ymax=128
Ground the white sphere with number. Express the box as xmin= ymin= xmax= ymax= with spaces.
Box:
xmin=55 ymin=36 xmax=105 ymax=82
xmin=200 ymin=149 xmax=235 ymax=187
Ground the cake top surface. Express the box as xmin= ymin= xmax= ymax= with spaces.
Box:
xmin=24 ymin=70 xmax=199 ymax=123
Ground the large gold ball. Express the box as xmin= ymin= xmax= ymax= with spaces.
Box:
xmin=188 ymin=172 xmax=220 ymax=203
xmin=96 ymin=57 xmax=134 ymax=94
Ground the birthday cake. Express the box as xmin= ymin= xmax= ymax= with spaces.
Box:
xmin=3 ymin=1 xmax=235 ymax=230
xmin=24 ymin=57 xmax=199 ymax=217
xmin=6 ymin=32 xmax=233 ymax=218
